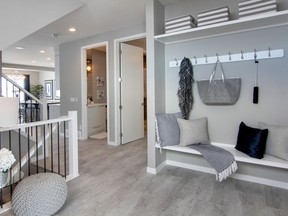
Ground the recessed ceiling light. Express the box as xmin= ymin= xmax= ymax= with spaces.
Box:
xmin=50 ymin=63 xmax=55 ymax=66
xmin=69 ymin=27 xmax=76 ymax=32
xmin=47 ymin=57 xmax=51 ymax=61
xmin=32 ymin=60 xmax=36 ymax=63
xmin=40 ymin=50 xmax=45 ymax=53
xmin=15 ymin=46 xmax=24 ymax=50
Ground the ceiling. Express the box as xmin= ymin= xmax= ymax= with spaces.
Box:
xmin=2 ymin=0 xmax=152 ymax=71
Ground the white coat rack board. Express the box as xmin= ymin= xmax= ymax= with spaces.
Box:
xmin=169 ymin=48 xmax=284 ymax=67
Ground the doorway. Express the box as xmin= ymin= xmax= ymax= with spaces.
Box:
xmin=115 ymin=35 xmax=147 ymax=145
xmin=81 ymin=42 xmax=109 ymax=141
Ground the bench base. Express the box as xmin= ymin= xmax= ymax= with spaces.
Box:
xmin=148 ymin=142 xmax=288 ymax=190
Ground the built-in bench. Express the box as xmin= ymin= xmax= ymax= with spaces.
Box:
xmin=156 ymin=143 xmax=288 ymax=189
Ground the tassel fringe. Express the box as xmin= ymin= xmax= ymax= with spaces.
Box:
xmin=155 ymin=118 xmax=162 ymax=153
xmin=216 ymin=161 xmax=238 ymax=182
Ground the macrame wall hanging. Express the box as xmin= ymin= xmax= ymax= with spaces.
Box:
xmin=177 ymin=57 xmax=194 ymax=120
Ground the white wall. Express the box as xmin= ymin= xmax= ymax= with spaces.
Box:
xmin=39 ymin=71 xmax=55 ymax=85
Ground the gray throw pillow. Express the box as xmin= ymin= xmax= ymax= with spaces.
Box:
xmin=259 ymin=122 xmax=288 ymax=161
xmin=156 ymin=112 xmax=182 ymax=147
xmin=177 ymin=117 xmax=210 ymax=147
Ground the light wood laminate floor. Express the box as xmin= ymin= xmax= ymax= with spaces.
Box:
xmin=3 ymin=137 xmax=288 ymax=216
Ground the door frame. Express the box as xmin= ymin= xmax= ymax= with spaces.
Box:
xmin=80 ymin=41 xmax=109 ymax=141
xmin=114 ymin=33 xmax=146 ymax=145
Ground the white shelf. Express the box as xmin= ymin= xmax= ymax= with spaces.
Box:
xmin=154 ymin=10 xmax=288 ymax=44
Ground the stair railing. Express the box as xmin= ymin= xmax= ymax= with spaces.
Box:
xmin=0 ymin=111 xmax=79 ymax=212
xmin=1 ymin=74 xmax=48 ymax=123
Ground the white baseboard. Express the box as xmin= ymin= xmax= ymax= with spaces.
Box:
xmin=108 ymin=141 xmax=118 ymax=146
xmin=231 ymin=173 xmax=288 ymax=189
xmin=157 ymin=160 xmax=288 ymax=190
xmin=147 ymin=161 xmax=166 ymax=174
xmin=65 ymin=173 xmax=79 ymax=182
xmin=146 ymin=167 xmax=157 ymax=174
xmin=0 ymin=202 xmax=11 ymax=214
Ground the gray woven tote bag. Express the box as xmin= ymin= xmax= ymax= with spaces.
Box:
xmin=197 ymin=60 xmax=241 ymax=105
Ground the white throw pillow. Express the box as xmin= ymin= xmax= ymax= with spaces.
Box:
xmin=177 ymin=117 xmax=210 ymax=147
xmin=259 ymin=122 xmax=288 ymax=161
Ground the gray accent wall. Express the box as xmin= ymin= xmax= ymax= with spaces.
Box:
xmin=149 ymin=0 xmax=288 ymax=183
xmin=146 ymin=0 xmax=167 ymax=169
xmin=59 ymin=24 xmax=145 ymax=142
xmin=165 ymin=25 xmax=288 ymax=145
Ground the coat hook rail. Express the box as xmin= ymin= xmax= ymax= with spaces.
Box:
xmin=169 ymin=49 xmax=284 ymax=67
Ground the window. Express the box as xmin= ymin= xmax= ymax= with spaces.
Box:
xmin=2 ymin=74 xmax=30 ymax=101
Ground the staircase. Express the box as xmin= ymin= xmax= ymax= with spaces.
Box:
xmin=1 ymin=73 xmax=48 ymax=123
xmin=0 ymin=111 xmax=79 ymax=212
xmin=0 ymin=76 xmax=79 ymax=212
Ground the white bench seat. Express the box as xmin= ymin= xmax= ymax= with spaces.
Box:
xmin=161 ymin=142 xmax=288 ymax=170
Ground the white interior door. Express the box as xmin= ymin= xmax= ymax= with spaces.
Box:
xmin=120 ymin=43 xmax=144 ymax=144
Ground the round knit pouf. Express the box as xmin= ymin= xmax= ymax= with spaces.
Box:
xmin=11 ymin=173 xmax=67 ymax=216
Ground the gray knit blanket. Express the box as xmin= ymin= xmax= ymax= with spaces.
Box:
xmin=188 ymin=144 xmax=237 ymax=182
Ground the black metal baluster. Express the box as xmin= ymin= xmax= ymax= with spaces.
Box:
xmin=24 ymin=98 xmax=28 ymax=124
xmin=28 ymin=129 xmax=31 ymax=176
xmin=57 ymin=123 xmax=60 ymax=175
xmin=50 ymin=124 xmax=54 ymax=173
xmin=18 ymin=129 xmax=21 ymax=181
xmin=36 ymin=126 xmax=39 ymax=174
xmin=30 ymin=100 xmax=33 ymax=123
xmin=18 ymin=98 xmax=21 ymax=124
xmin=64 ymin=122 xmax=67 ymax=178
xmin=0 ymin=188 xmax=2 ymax=208
xmin=43 ymin=125 xmax=46 ymax=173
xmin=8 ymin=131 xmax=12 ymax=198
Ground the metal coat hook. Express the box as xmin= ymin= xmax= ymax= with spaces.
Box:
xmin=194 ymin=56 xmax=197 ymax=64
xmin=168 ymin=48 xmax=284 ymax=67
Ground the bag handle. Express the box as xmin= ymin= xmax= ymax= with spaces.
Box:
xmin=209 ymin=60 xmax=225 ymax=83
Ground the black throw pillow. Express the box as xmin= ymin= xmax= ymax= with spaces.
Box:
xmin=235 ymin=122 xmax=268 ymax=159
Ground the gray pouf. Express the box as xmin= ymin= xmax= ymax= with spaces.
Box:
xmin=11 ymin=173 xmax=67 ymax=216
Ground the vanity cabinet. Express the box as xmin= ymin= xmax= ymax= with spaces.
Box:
xmin=87 ymin=104 xmax=106 ymax=135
